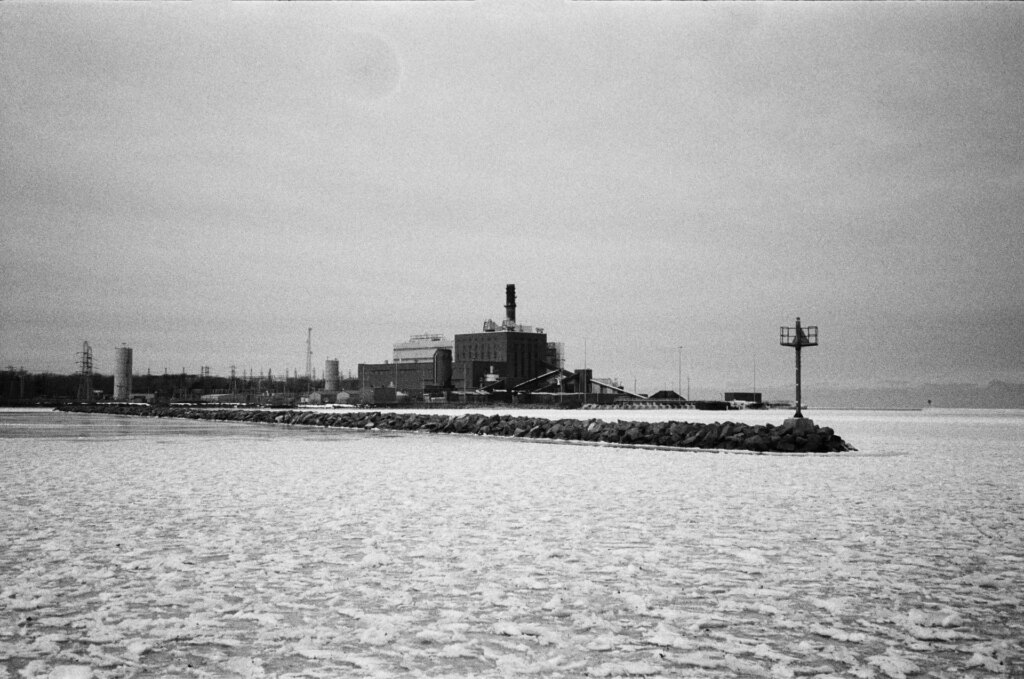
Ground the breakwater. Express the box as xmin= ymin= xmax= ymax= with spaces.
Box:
xmin=56 ymin=404 xmax=855 ymax=453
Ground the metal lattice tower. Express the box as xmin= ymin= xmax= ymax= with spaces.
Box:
xmin=77 ymin=341 xmax=94 ymax=403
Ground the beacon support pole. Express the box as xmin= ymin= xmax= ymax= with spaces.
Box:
xmin=780 ymin=317 xmax=818 ymax=419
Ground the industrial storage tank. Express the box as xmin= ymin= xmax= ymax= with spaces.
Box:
xmin=114 ymin=345 xmax=132 ymax=401
xmin=433 ymin=348 xmax=452 ymax=388
xmin=324 ymin=359 xmax=340 ymax=392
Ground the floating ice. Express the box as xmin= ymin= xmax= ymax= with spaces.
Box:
xmin=901 ymin=624 xmax=963 ymax=641
xmin=687 ymin=616 xmax=728 ymax=631
xmin=617 ymin=592 xmax=648 ymax=614
xmin=223 ymin=657 xmax=265 ymax=678
xmin=46 ymin=667 xmax=91 ymax=679
xmin=586 ymin=634 xmax=621 ymax=651
xmin=809 ymin=623 xmax=868 ymax=643
xmin=359 ymin=625 xmax=396 ymax=646
xmin=410 ymin=627 xmax=440 ymax=644
xmin=906 ymin=607 xmax=962 ymax=628
xmin=811 ymin=597 xmax=855 ymax=616
xmin=965 ymin=652 xmax=1003 ymax=672
xmin=359 ymin=550 xmax=392 ymax=568
xmin=2 ymin=408 xmax=1023 ymax=677
xmin=644 ymin=623 xmax=692 ymax=649
xmin=19 ymin=660 xmax=48 ymax=677
xmin=587 ymin=660 xmax=661 ymax=677
xmin=867 ymin=653 xmax=921 ymax=679
xmin=437 ymin=642 xmax=477 ymax=658
xmin=492 ymin=621 xmax=522 ymax=637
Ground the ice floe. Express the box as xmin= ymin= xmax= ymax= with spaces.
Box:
xmin=1 ymin=409 xmax=1022 ymax=677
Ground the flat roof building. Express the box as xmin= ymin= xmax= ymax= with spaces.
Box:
xmin=358 ymin=348 xmax=453 ymax=403
xmin=393 ymin=334 xmax=453 ymax=364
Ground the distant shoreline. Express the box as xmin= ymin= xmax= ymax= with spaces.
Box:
xmin=809 ymin=407 xmax=923 ymax=412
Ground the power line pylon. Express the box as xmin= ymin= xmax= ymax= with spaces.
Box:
xmin=77 ymin=341 xmax=94 ymax=403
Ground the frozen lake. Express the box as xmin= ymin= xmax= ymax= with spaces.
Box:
xmin=1 ymin=407 xmax=1022 ymax=678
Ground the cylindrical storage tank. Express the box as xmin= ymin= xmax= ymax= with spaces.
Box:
xmin=433 ymin=348 xmax=453 ymax=388
xmin=114 ymin=346 xmax=133 ymax=401
xmin=324 ymin=359 xmax=340 ymax=392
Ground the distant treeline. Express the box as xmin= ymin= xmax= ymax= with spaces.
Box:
xmin=0 ymin=368 xmax=357 ymax=404
xmin=1 ymin=369 xmax=112 ymax=402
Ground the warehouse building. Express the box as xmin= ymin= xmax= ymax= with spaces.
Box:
xmin=358 ymin=345 xmax=452 ymax=403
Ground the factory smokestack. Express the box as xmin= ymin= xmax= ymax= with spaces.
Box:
xmin=505 ymin=284 xmax=516 ymax=324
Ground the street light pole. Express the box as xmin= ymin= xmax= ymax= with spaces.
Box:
xmin=583 ymin=338 xmax=588 ymax=404
xmin=677 ymin=346 xmax=682 ymax=399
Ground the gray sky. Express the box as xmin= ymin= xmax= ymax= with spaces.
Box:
xmin=2 ymin=0 xmax=1022 ymax=395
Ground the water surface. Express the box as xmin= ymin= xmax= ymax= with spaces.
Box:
xmin=1 ymin=408 xmax=1021 ymax=677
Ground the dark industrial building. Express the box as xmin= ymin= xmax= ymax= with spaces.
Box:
xmin=724 ymin=392 xmax=762 ymax=404
xmin=358 ymin=348 xmax=452 ymax=403
xmin=452 ymin=285 xmax=553 ymax=391
xmin=358 ymin=285 xmax=548 ymax=402
xmin=358 ymin=284 xmax=645 ymax=405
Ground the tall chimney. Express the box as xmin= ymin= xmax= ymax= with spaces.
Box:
xmin=505 ymin=284 xmax=516 ymax=324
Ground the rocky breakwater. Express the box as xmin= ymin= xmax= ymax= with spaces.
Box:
xmin=57 ymin=405 xmax=856 ymax=453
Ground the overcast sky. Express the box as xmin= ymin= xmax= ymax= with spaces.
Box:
xmin=1 ymin=0 xmax=1022 ymax=395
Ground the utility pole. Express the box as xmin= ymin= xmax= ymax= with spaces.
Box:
xmin=306 ymin=327 xmax=313 ymax=395
xmin=677 ymin=346 xmax=682 ymax=400
xmin=583 ymin=338 xmax=588 ymax=405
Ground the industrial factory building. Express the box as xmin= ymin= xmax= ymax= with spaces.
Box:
xmin=358 ymin=332 xmax=453 ymax=402
xmin=358 ymin=346 xmax=453 ymax=403
xmin=358 ymin=285 xmax=556 ymax=402
xmin=452 ymin=285 xmax=554 ymax=391
xmin=357 ymin=284 xmax=642 ymax=405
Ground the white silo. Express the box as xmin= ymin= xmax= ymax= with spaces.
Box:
xmin=324 ymin=359 xmax=340 ymax=391
xmin=114 ymin=346 xmax=133 ymax=401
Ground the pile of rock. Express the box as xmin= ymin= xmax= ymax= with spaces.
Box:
xmin=56 ymin=405 xmax=855 ymax=453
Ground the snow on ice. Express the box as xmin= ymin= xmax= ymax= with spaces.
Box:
xmin=0 ymin=407 xmax=1022 ymax=677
